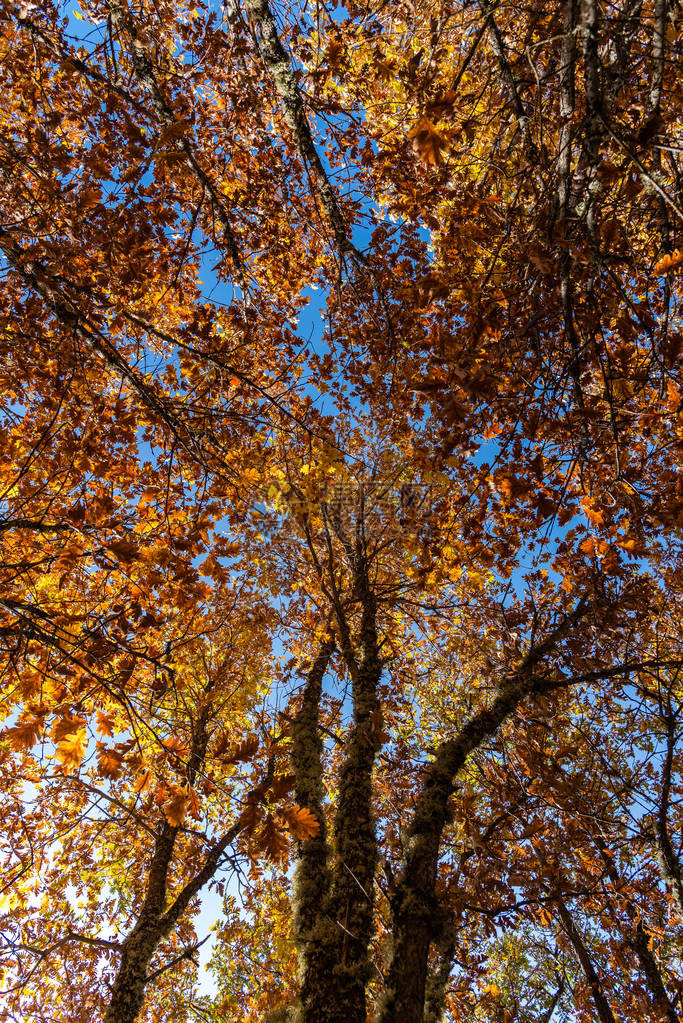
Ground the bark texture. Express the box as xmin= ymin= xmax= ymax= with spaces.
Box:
xmin=656 ymin=709 xmax=683 ymax=916
xmin=290 ymin=639 xmax=336 ymax=1021
xmin=380 ymin=599 xmax=592 ymax=1023
xmin=289 ymin=500 xmax=384 ymax=1023
xmin=594 ymin=834 xmax=678 ymax=1022
xmin=103 ymin=699 xmax=256 ymax=1023
xmin=243 ymin=0 xmax=362 ymax=264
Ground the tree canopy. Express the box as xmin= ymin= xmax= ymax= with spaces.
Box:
xmin=1 ymin=0 xmax=682 ymax=1021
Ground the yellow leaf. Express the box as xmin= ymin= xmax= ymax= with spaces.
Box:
xmin=55 ymin=730 xmax=88 ymax=774
xmin=655 ymin=249 xmax=683 ymax=274
xmin=134 ymin=769 xmax=152 ymax=793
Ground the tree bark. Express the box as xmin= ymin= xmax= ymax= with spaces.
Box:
xmin=656 ymin=710 xmax=683 ymax=916
xmin=380 ymin=599 xmax=592 ymax=1023
xmin=290 ymin=639 xmax=337 ymax=1022
xmin=290 ymin=499 xmax=384 ymax=1023
xmin=103 ymin=699 xmax=252 ymax=1023
xmin=242 ymin=0 xmax=362 ymax=265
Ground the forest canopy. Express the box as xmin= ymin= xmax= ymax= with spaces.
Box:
xmin=1 ymin=0 xmax=683 ymax=1021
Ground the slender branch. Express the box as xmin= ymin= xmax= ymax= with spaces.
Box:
xmin=553 ymin=893 xmax=616 ymax=1023
xmin=144 ymin=935 xmax=210 ymax=983
xmin=380 ymin=596 xmax=597 ymax=1023
xmin=656 ymin=709 xmax=683 ymax=915
xmin=242 ymin=0 xmax=365 ymax=266
xmin=105 ymin=1 xmax=247 ymax=290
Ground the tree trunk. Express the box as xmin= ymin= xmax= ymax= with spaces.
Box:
xmin=380 ymin=601 xmax=592 ymax=1023
xmin=104 ymin=929 xmax=161 ymax=1023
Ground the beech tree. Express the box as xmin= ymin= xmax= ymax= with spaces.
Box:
xmin=0 ymin=0 xmax=682 ymax=1021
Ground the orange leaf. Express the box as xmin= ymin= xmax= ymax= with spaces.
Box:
xmin=162 ymin=735 xmax=189 ymax=757
xmin=3 ymin=716 xmax=44 ymax=750
xmin=55 ymin=730 xmax=88 ymax=774
xmin=221 ymin=735 xmax=259 ymax=765
xmin=163 ymin=784 xmax=189 ymax=827
xmin=407 ymin=116 xmax=446 ymax=167
xmin=580 ymin=496 xmax=604 ymax=527
xmin=655 ymin=249 xmax=683 ymax=274
xmin=134 ymin=769 xmax=152 ymax=793
xmin=96 ymin=709 xmax=116 ymax=738
xmin=96 ymin=743 xmax=124 ymax=779
xmin=52 ymin=715 xmax=87 ymax=744
xmin=188 ymin=787 xmax=201 ymax=819
xmin=282 ymin=804 xmax=321 ymax=841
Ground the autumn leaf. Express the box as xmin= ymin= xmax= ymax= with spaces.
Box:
xmin=239 ymin=798 xmax=261 ymax=832
xmin=219 ymin=735 xmax=259 ymax=764
xmin=580 ymin=536 xmax=609 ymax=557
xmin=580 ymin=496 xmax=605 ymax=527
xmin=162 ymin=735 xmax=190 ymax=758
xmin=407 ymin=116 xmax=447 ymax=167
xmin=271 ymin=773 xmax=295 ymax=799
xmin=96 ymin=743 xmax=124 ymax=780
xmin=52 ymin=715 xmax=87 ymax=744
xmin=134 ymin=769 xmax=152 ymax=793
xmin=55 ymin=730 xmax=88 ymax=774
xmin=2 ymin=716 xmax=44 ymax=750
xmin=154 ymin=781 xmax=169 ymax=806
xmin=163 ymin=784 xmax=190 ymax=827
xmin=187 ymin=787 xmax=201 ymax=819
xmin=281 ymin=805 xmax=320 ymax=841
xmin=96 ymin=709 xmax=116 ymax=738
xmin=654 ymin=249 xmax=683 ymax=274
xmin=1 ymin=0 xmax=681 ymax=1018
xmin=325 ymin=39 xmax=344 ymax=69
xmin=158 ymin=118 xmax=192 ymax=145
xmin=258 ymin=813 xmax=289 ymax=862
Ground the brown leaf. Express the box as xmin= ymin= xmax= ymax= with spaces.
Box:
xmin=163 ymin=784 xmax=190 ymax=827
xmin=271 ymin=773 xmax=295 ymax=799
xmin=3 ymin=716 xmax=44 ymax=750
xmin=96 ymin=709 xmax=116 ymax=738
xmin=221 ymin=735 xmax=259 ymax=764
xmin=407 ymin=117 xmax=446 ymax=167
xmin=52 ymin=715 xmax=87 ymax=744
xmin=96 ymin=743 xmax=124 ymax=779
xmin=258 ymin=813 xmax=289 ymax=862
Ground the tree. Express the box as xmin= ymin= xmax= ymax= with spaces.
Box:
xmin=0 ymin=0 xmax=682 ymax=1021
